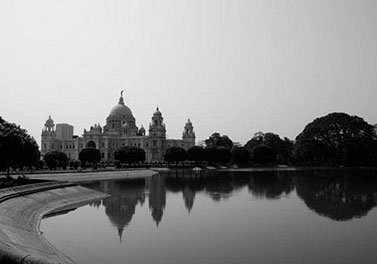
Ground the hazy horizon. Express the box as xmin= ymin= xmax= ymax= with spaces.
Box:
xmin=1 ymin=0 xmax=376 ymax=146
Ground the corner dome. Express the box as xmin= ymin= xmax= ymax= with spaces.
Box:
xmin=153 ymin=107 xmax=162 ymax=116
xmin=185 ymin=118 xmax=192 ymax=126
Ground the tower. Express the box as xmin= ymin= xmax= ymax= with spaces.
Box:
xmin=182 ymin=119 xmax=195 ymax=149
xmin=41 ymin=115 xmax=56 ymax=156
xmin=148 ymin=107 xmax=166 ymax=161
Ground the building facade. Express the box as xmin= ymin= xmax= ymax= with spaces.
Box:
xmin=41 ymin=93 xmax=195 ymax=162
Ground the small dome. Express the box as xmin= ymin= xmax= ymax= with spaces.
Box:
xmin=45 ymin=115 xmax=54 ymax=128
xmin=153 ymin=107 xmax=162 ymax=116
xmin=139 ymin=125 xmax=145 ymax=132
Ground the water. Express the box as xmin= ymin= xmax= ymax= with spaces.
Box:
xmin=41 ymin=168 xmax=377 ymax=264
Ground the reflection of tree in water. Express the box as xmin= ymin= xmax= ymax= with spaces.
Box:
xmin=163 ymin=170 xmax=252 ymax=212
xmin=248 ymin=171 xmax=294 ymax=199
xmin=164 ymin=170 xmax=206 ymax=213
xmin=205 ymin=171 xmax=250 ymax=202
xmin=295 ymin=169 xmax=377 ymax=221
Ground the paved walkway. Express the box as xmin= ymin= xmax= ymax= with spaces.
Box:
xmin=27 ymin=169 xmax=158 ymax=182
xmin=0 ymin=170 xmax=158 ymax=263
xmin=0 ymin=183 xmax=108 ymax=264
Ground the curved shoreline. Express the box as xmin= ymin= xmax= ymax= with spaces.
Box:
xmin=0 ymin=170 xmax=158 ymax=264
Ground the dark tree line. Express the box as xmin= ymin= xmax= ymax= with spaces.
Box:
xmin=189 ymin=112 xmax=377 ymax=167
xmin=0 ymin=117 xmax=40 ymax=178
xmin=114 ymin=146 xmax=146 ymax=164
xmin=2 ymin=111 xmax=377 ymax=172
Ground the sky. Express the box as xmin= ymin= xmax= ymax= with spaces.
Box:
xmin=1 ymin=0 xmax=376 ymax=147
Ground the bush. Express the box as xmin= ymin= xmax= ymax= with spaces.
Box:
xmin=43 ymin=151 xmax=68 ymax=170
xmin=188 ymin=146 xmax=206 ymax=165
xmin=164 ymin=147 xmax=187 ymax=164
xmin=79 ymin=148 xmax=101 ymax=166
xmin=114 ymin=160 xmax=121 ymax=169
xmin=114 ymin=146 xmax=146 ymax=164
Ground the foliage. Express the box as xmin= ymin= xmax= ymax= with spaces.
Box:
xmin=188 ymin=146 xmax=206 ymax=165
xmin=231 ymin=146 xmax=250 ymax=164
xmin=252 ymin=145 xmax=276 ymax=165
xmin=215 ymin=146 xmax=232 ymax=165
xmin=114 ymin=146 xmax=146 ymax=164
xmin=164 ymin=146 xmax=187 ymax=163
xmin=114 ymin=160 xmax=121 ymax=169
xmin=79 ymin=148 xmax=101 ymax=166
xmin=0 ymin=117 xmax=40 ymax=177
xmin=204 ymin=132 xmax=233 ymax=149
xmin=204 ymin=146 xmax=217 ymax=164
xmin=245 ymin=132 xmax=293 ymax=164
xmin=204 ymin=146 xmax=231 ymax=165
xmin=293 ymin=112 xmax=376 ymax=166
xmin=44 ymin=151 xmax=68 ymax=170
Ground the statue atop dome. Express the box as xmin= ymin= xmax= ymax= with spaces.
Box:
xmin=118 ymin=90 xmax=125 ymax=105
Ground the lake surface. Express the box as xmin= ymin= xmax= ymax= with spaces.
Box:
xmin=41 ymin=168 xmax=377 ymax=264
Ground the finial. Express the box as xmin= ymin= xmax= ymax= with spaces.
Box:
xmin=118 ymin=91 xmax=125 ymax=105
xmin=118 ymin=227 xmax=123 ymax=243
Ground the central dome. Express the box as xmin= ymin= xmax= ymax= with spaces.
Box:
xmin=109 ymin=104 xmax=133 ymax=118
xmin=108 ymin=94 xmax=135 ymax=120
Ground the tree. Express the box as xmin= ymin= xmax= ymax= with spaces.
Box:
xmin=114 ymin=146 xmax=146 ymax=164
xmin=79 ymin=148 xmax=101 ymax=167
xmin=204 ymin=146 xmax=217 ymax=164
xmin=215 ymin=147 xmax=232 ymax=165
xmin=205 ymin=132 xmax=233 ymax=149
xmin=293 ymin=112 xmax=376 ymax=166
xmin=0 ymin=117 xmax=40 ymax=178
xmin=231 ymin=147 xmax=250 ymax=164
xmin=245 ymin=132 xmax=293 ymax=164
xmin=204 ymin=146 xmax=231 ymax=165
xmin=44 ymin=151 xmax=68 ymax=170
xmin=164 ymin=147 xmax=187 ymax=164
xmin=188 ymin=146 xmax=206 ymax=165
xmin=252 ymin=145 xmax=276 ymax=165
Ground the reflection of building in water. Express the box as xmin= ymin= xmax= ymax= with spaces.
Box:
xmin=183 ymin=187 xmax=195 ymax=213
xmin=97 ymin=180 xmax=146 ymax=241
xmin=146 ymin=175 xmax=166 ymax=226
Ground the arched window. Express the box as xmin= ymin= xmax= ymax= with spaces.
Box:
xmin=86 ymin=141 xmax=96 ymax=149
